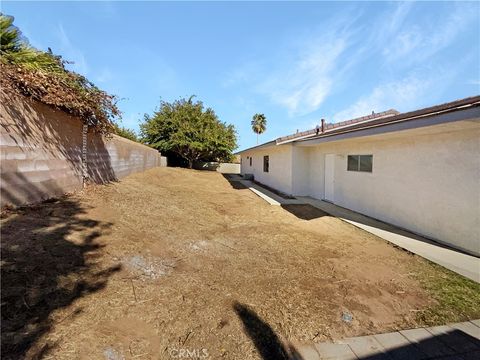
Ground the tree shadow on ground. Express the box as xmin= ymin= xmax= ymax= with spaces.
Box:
xmin=233 ymin=301 xmax=304 ymax=360
xmin=1 ymin=196 xmax=121 ymax=359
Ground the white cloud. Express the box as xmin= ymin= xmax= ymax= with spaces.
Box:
xmin=222 ymin=4 xmax=420 ymax=117
xmin=383 ymin=27 xmax=423 ymax=60
xmin=383 ymin=1 xmax=414 ymax=35
xmin=382 ymin=3 xmax=477 ymax=64
xmin=332 ymin=75 xmax=432 ymax=122
xmin=225 ymin=22 xmax=354 ymax=117
xmin=57 ymin=23 xmax=89 ymax=75
xmin=225 ymin=2 xmax=477 ymax=122
xmin=331 ymin=61 xmax=467 ymax=123
xmin=259 ymin=37 xmax=347 ymax=115
xmin=331 ymin=2 xmax=477 ymax=123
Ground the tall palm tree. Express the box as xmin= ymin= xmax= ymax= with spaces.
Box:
xmin=0 ymin=13 xmax=61 ymax=71
xmin=0 ymin=14 xmax=22 ymax=53
xmin=251 ymin=113 xmax=267 ymax=144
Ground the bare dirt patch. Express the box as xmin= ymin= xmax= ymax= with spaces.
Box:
xmin=1 ymin=167 xmax=478 ymax=359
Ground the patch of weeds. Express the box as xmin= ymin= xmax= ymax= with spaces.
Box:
xmin=411 ymin=261 xmax=480 ymax=326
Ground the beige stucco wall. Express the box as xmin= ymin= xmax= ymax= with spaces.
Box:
xmin=239 ymin=120 xmax=479 ymax=255
xmin=291 ymin=146 xmax=310 ymax=196
xmin=301 ymin=121 xmax=480 ymax=256
xmin=1 ymin=92 xmax=162 ymax=207
xmin=240 ymin=144 xmax=293 ymax=195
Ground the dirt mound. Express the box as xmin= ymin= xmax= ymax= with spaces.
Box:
xmin=2 ymin=167 xmax=478 ymax=359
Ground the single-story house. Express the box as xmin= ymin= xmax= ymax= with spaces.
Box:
xmin=237 ymin=96 xmax=480 ymax=256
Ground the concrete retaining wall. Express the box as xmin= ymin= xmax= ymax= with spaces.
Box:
xmin=160 ymin=156 xmax=168 ymax=167
xmin=0 ymin=91 xmax=162 ymax=207
xmin=194 ymin=161 xmax=240 ymax=174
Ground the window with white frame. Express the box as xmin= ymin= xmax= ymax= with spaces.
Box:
xmin=347 ymin=155 xmax=373 ymax=172
xmin=263 ymin=155 xmax=269 ymax=172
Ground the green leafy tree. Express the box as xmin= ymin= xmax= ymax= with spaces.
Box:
xmin=140 ymin=96 xmax=237 ymax=168
xmin=113 ymin=124 xmax=138 ymax=142
xmin=251 ymin=113 xmax=267 ymax=144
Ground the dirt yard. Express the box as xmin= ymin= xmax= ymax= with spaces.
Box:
xmin=2 ymin=167 xmax=479 ymax=360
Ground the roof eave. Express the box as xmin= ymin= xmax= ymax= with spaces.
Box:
xmin=296 ymin=102 xmax=480 ymax=147
xmin=234 ymin=140 xmax=277 ymax=155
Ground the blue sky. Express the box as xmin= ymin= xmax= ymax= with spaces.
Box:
xmin=3 ymin=1 xmax=479 ymax=150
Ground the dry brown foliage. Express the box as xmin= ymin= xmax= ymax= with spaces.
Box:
xmin=0 ymin=63 xmax=120 ymax=133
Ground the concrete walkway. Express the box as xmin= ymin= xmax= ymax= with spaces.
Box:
xmin=234 ymin=178 xmax=479 ymax=282
xmin=238 ymin=179 xmax=301 ymax=206
xmin=294 ymin=320 xmax=480 ymax=360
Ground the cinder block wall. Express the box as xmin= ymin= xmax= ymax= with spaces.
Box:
xmin=0 ymin=91 xmax=162 ymax=207
xmin=193 ymin=161 xmax=240 ymax=174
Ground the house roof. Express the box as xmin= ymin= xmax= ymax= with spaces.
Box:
xmin=276 ymin=109 xmax=399 ymax=145
xmin=299 ymin=95 xmax=480 ymax=143
xmin=235 ymin=140 xmax=276 ymax=154
xmin=236 ymin=95 xmax=480 ymax=154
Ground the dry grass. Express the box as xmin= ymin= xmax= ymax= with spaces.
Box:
xmin=1 ymin=167 xmax=478 ymax=360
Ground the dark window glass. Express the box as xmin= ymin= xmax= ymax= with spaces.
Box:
xmin=263 ymin=155 xmax=269 ymax=172
xmin=359 ymin=155 xmax=373 ymax=172
xmin=249 ymin=157 xmax=252 ymax=166
xmin=347 ymin=155 xmax=359 ymax=171
xmin=348 ymin=155 xmax=373 ymax=172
